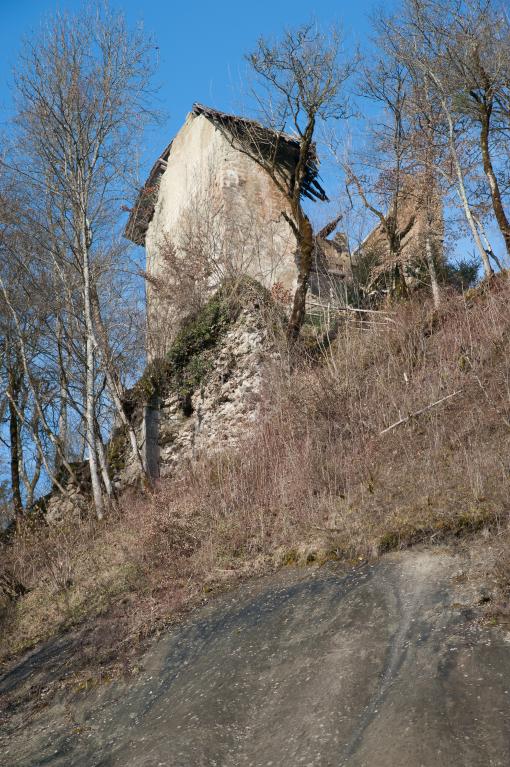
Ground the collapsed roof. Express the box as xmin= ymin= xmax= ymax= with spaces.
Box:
xmin=125 ymin=103 xmax=328 ymax=246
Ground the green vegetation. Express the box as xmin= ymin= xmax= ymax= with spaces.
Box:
xmin=126 ymin=278 xmax=270 ymax=414
xmin=106 ymin=426 xmax=129 ymax=475
xmin=166 ymin=285 xmax=239 ymax=401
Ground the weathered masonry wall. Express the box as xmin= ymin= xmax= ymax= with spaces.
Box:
xmin=357 ymin=177 xmax=444 ymax=276
xmin=115 ymin=287 xmax=280 ymax=487
xmin=145 ymin=114 xmax=298 ymax=358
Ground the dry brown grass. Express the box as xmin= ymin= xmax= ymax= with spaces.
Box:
xmin=2 ymin=276 xmax=510 ymax=676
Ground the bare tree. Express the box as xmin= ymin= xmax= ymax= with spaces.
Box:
xmin=244 ymin=22 xmax=354 ymax=339
xmin=11 ymin=5 xmax=158 ymax=515
xmin=381 ymin=0 xmax=495 ymax=277
xmin=406 ymin=80 xmax=447 ymax=306
xmin=344 ymin=57 xmax=421 ymax=298
xmin=0 ymin=339 xmax=23 ymax=518
xmin=0 ymin=173 xmax=54 ymax=517
xmin=0 ymin=188 xmax=24 ymax=518
xmin=428 ymin=0 xmax=510 ymax=259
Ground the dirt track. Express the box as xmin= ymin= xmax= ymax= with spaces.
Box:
xmin=1 ymin=546 xmax=510 ymax=766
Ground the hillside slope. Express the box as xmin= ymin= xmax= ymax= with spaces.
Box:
xmin=1 ymin=277 xmax=510 ymax=686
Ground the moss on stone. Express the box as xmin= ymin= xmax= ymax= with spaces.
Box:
xmin=125 ymin=277 xmax=272 ymax=415
xmin=166 ymin=286 xmax=237 ymax=401
xmin=107 ymin=426 xmax=129 ymax=475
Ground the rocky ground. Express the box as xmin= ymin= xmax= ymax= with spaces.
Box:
xmin=1 ymin=543 xmax=509 ymax=766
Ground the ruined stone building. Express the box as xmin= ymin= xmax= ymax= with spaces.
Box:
xmin=115 ymin=105 xmax=443 ymax=486
xmin=125 ymin=103 xmax=349 ymax=358
xmin=47 ymin=109 xmax=446 ymax=513
xmin=354 ymin=175 xmax=444 ymax=292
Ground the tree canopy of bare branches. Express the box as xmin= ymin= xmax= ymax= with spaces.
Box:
xmin=0 ymin=4 xmax=159 ymax=517
xmin=245 ymin=22 xmax=355 ymax=339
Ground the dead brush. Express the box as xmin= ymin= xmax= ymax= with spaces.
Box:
xmin=3 ymin=280 xmax=510 ymax=666
xmin=142 ymin=284 xmax=510 ymax=571
xmin=6 ymin=516 xmax=98 ymax=595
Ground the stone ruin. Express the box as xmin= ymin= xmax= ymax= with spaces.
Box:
xmin=125 ymin=102 xmax=349 ymax=360
xmin=111 ymin=280 xmax=280 ymax=487
xmin=44 ymin=106 xmax=443 ymax=518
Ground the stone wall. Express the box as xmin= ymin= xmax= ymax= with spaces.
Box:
xmin=116 ymin=283 xmax=281 ymax=486
xmin=45 ymin=478 xmax=91 ymax=524
xmin=158 ymin=305 xmax=272 ymax=477
xmin=356 ymin=175 xmax=444 ymax=281
xmin=44 ymin=463 xmax=93 ymax=524
xmin=145 ymin=113 xmax=297 ymax=359
xmin=42 ymin=284 xmax=280 ymax=522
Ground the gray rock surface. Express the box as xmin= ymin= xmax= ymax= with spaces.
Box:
xmin=157 ymin=309 xmax=272 ymax=478
xmin=119 ymin=299 xmax=278 ymax=487
xmin=1 ymin=547 xmax=509 ymax=766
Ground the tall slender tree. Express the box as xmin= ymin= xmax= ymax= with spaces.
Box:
xmin=11 ymin=5 xmax=158 ymax=515
xmin=381 ymin=0 xmax=497 ymax=277
xmin=244 ymin=23 xmax=354 ymax=339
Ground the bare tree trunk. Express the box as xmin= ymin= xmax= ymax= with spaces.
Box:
xmin=439 ymin=96 xmax=493 ymax=278
xmin=101 ymin=362 xmax=147 ymax=478
xmin=390 ymin=258 xmax=409 ymax=299
xmin=425 ymin=231 xmax=441 ymax=308
xmin=7 ymin=367 xmax=23 ymax=517
xmin=91 ymin=288 xmax=147 ymax=479
xmin=85 ymin=331 xmax=103 ymax=517
xmin=287 ymin=209 xmax=315 ymax=340
xmin=57 ymin=376 xmax=68 ymax=468
xmin=0 ymin=276 xmax=77 ymax=482
xmin=285 ymin=118 xmax=318 ymax=341
xmin=95 ymin=421 xmax=113 ymax=499
xmin=472 ymin=213 xmax=503 ymax=271
xmin=82 ymin=224 xmax=104 ymax=519
xmin=480 ymin=111 xmax=510 ymax=259
xmin=20 ymin=420 xmax=43 ymax=509
xmin=5 ymin=388 xmax=66 ymax=494
xmin=55 ymin=316 xmax=68 ymax=474
xmin=451 ymin=151 xmax=492 ymax=277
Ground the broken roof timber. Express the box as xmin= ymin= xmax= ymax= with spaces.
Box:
xmin=125 ymin=103 xmax=328 ymax=247
xmin=124 ymin=140 xmax=173 ymax=246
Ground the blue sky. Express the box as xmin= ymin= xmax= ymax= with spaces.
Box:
xmin=1 ymin=0 xmax=501 ymax=261
xmin=0 ymin=0 xmax=387 ymax=192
